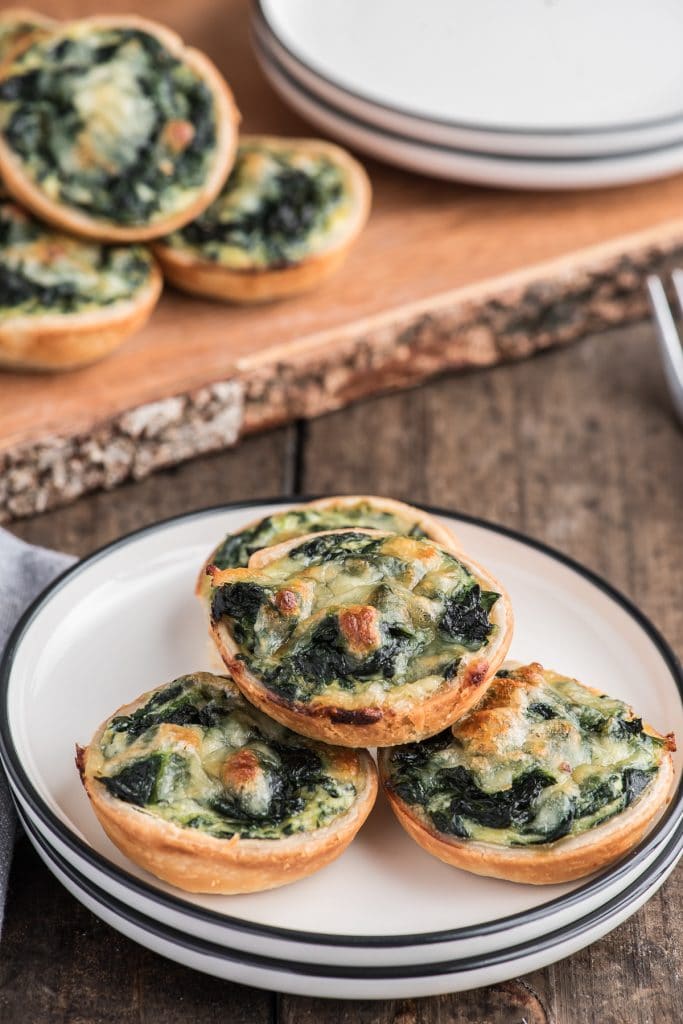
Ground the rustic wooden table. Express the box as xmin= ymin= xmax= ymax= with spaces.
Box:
xmin=1 ymin=320 xmax=682 ymax=1023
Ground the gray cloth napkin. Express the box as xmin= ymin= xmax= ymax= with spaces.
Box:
xmin=0 ymin=527 xmax=75 ymax=936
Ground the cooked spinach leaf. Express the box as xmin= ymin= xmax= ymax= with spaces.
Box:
xmin=439 ymin=585 xmax=499 ymax=649
xmin=99 ymin=754 xmax=162 ymax=806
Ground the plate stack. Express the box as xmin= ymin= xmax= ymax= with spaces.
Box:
xmin=1 ymin=504 xmax=682 ymax=998
xmin=252 ymin=0 xmax=683 ymax=189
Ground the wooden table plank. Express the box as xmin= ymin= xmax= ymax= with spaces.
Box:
xmin=2 ymin=322 xmax=681 ymax=1022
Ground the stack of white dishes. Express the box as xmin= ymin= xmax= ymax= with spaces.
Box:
xmin=2 ymin=503 xmax=682 ymax=998
xmin=252 ymin=0 xmax=683 ymax=189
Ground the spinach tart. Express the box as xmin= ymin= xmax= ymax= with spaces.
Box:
xmin=153 ymin=135 xmax=371 ymax=302
xmin=196 ymin=495 xmax=462 ymax=604
xmin=77 ymin=671 xmax=377 ymax=894
xmin=0 ymin=199 xmax=162 ymax=370
xmin=0 ymin=16 xmax=239 ymax=241
xmin=207 ymin=528 xmax=512 ymax=747
xmin=379 ymin=663 xmax=676 ymax=884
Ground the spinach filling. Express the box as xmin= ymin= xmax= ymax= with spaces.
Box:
xmin=165 ymin=144 xmax=346 ymax=267
xmin=96 ymin=676 xmax=357 ymax=840
xmin=210 ymin=504 xmax=428 ymax=570
xmin=0 ymin=204 xmax=153 ymax=314
xmin=0 ymin=28 xmax=216 ymax=223
xmin=212 ymin=531 xmax=500 ymax=703
xmin=386 ymin=670 xmax=666 ymax=847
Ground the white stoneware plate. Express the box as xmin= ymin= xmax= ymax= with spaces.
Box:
xmin=254 ymin=40 xmax=683 ymax=190
xmin=252 ymin=8 xmax=683 ymax=159
xmin=19 ymin=806 xmax=683 ymax=999
xmin=1 ymin=501 xmax=682 ymax=971
xmin=258 ymin=1 xmax=683 ymax=139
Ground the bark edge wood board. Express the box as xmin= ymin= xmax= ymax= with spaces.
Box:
xmin=2 ymin=227 xmax=682 ymax=524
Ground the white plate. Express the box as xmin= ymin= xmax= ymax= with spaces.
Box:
xmin=21 ymin=805 xmax=683 ymax=999
xmin=259 ymin=0 xmax=683 ymax=135
xmin=254 ymin=41 xmax=683 ymax=190
xmin=253 ymin=12 xmax=683 ymax=159
xmin=1 ymin=502 xmax=682 ymax=970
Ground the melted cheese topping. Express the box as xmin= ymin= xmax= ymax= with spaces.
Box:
xmin=210 ymin=531 xmax=500 ymax=706
xmin=162 ymin=139 xmax=353 ymax=269
xmin=88 ymin=673 xmax=360 ymax=840
xmin=0 ymin=25 xmax=218 ymax=225
xmin=0 ymin=201 xmax=154 ymax=318
xmin=385 ymin=663 xmax=669 ymax=847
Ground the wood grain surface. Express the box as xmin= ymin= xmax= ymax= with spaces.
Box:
xmin=5 ymin=0 xmax=683 ymax=522
xmin=2 ymin=318 xmax=682 ymax=1023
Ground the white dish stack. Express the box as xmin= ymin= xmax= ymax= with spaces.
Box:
xmin=252 ymin=0 xmax=683 ymax=189
xmin=1 ymin=504 xmax=682 ymax=998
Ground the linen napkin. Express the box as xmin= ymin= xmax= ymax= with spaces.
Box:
xmin=0 ymin=527 xmax=75 ymax=936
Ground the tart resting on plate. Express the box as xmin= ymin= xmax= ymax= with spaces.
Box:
xmin=0 ymin=199 xmax=162 ymax=370
xmin=207 ymin=528 xmax=512 ymax=747
xmin=77 ymin=671 xmax=377 ymax=894
xmin=0 ymin=15 xmax=239 ymax=241
xmin=379 ymin=662 xmax=676 ymax=884
xmin=196 ymin=494 xmax=462 ymax=604
xmin=153 ymin=135 xmax=371 ymax=302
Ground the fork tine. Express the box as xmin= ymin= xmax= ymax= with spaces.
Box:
xmin=646 ymin=274 xmax=683 ymax=426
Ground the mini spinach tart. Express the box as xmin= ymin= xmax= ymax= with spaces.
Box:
xmin=196 ymin=495 xmax=461 ymax=604
xmin=0 ymin=16 xmax=239 ymax=241
xmin=77 ymin=671 xmax=377 ymax=894
xmin=153 ymin=135 xmax=371 ymax=302
xmin=379 ymin=662 xmax=676 ymax=884
xmin=0 ymin=9 xmax=55 ymax=70
xmin=0 ymin=199 xmax=162 ymax=370
xmin=208 ymin=529 xmax=512 ymax=747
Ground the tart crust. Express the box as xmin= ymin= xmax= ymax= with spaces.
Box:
xmin=78 ymin=673 xmax=378 ymax=895
xmin=208 ymin=528 xmax=513 ymax=748
xmin=0 ymin=15 xmax=240 ymax=242
xmin=378 ymin=666 xmax=676 ymax=884
xmin=0 ymin=257 xmax=162 ymax=371
xmin=0 ymin=8 xmax=56 ymax=70
xmin=153 ymin=135 xmax=371 ymax=303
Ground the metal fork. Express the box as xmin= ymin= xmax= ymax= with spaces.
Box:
xmin=646 ymin=271 xmax=683 ymax=426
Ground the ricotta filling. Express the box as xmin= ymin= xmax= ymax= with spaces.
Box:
xmin=0 ymin=202 xmax=153 ymax=318
xmin=162 ymin=141 xmax=349 ymax=269
xmin=211 ymin=531 xmax=500 ymax=704
xmin=93 ymin=676 xmax=358 ymax=840
xmin=0 ymin=27 xmax=217 ymax=224
xmin=385 ymin=666 xmax=668 ymax=847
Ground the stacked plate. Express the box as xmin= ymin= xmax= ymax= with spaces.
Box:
xmin=252 ymin=0 xmax=683 ymax=189
xmin=1 ymin=502 xmax=682 ymax=998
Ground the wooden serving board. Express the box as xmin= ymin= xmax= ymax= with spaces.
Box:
xmin=3 ymin=0 xmax=683 ymax=522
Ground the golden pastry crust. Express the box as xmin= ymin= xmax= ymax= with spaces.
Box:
xmin=0 ymin=268 xmax=162 ymax=371
xmin=379 ymin=663 xmax=676 ymax=884
xmin=0 ymin=8 xmax=56 ymax=70
xmin=0 ymin=201 xmax=162 ymax=371
xmin=78 ymin=672 xmax=378 ymax=895
xmin=208 ymin=529 xmax=513 ymax=747
xmin=153 ymin=135 xmax=371 ymax=303
xmin=195 ymin=495 xmax=462 ymax=601
xmin=0 ymin=15 xmax=240 ymax=242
